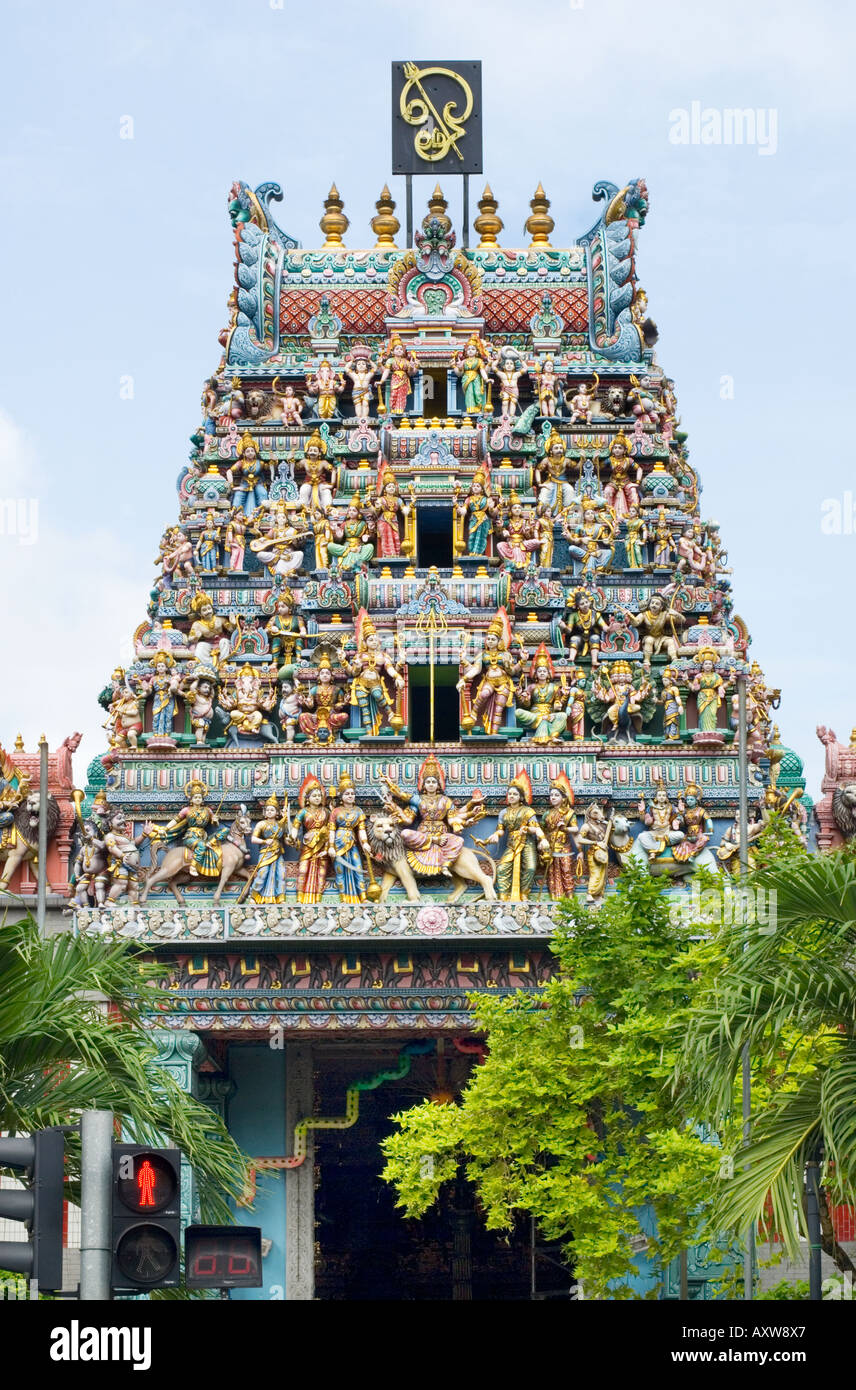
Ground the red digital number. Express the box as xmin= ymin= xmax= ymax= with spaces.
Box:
xmin=227 ymin=1252 xmax=251 ymax=1274
xmin=194 ymin=1253 xmax=219 ymax=1276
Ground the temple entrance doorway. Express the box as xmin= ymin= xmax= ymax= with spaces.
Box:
xmin=408 ymin=664 xmax=460 ymax=744
xmin=312 ymin=1044 xmax=549 ymax=1301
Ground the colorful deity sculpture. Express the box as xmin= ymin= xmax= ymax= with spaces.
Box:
xmin=297 ymin=653 xmax=348 ymax=744
xmin=245 ymin=793 xmax=290 ymax=904
xmin=543 ymin=773 xmax=579 ymax=899
xmin=455 ymin=470 xmax=497 ymax=557
xmin=676 ymin=526 xmax=707 ymax=583
xmin=228 ymin=433 xmax=269 ymax=515
xmin=635 ymin=786 xmax=685 ymax=862
xmin=295 ymin=431 xmax=336 ymax=513
xmin=567 ymin=377 xmax=599 ymax=424
xmin=671 ymin=783 xmax=713 ymax=863
xmin=496 ymin=492 xmax=540 ymax=570
xmin=179 ymin=667 xmax=220 ymax=746
xmin=103 ymin=811 xmax=146 ymax=903
xmin=272 ymin=379 xmax=305 ymax=428
xmin=575 ymin=800 xmax=612 ymax=906
xmin=220 ymin=662 xmax=278 ymax=744
xmin=156 ymin=526 xmax=195 ymax=589
xmin=564 ymin=665 xmax=588 ymax=741
xmin=188 ymin=591 xmax=235 ymax=666
xmin=290 ymin=773 xmax=332 ymax=903
xmin=651 ymin=506 xmax=675 ymax=569
xmin=535 ymin=430 xmax=574 ymax=514
xmin=563 ymin=504 xmax=616 ymax=578
xmin=340 ymin=609 xmax=405 ymax=737
xmin=138 ymin=653 xmax=181 ymax=741
xmin=623 ymin=507 xmax=648 ymax=569
xmin=690 ymin=648 xmax=728 ymax=733
xmin=475 ymin=770 xmax=550 ymax=901
xmin=627 ymin=376 xmax=662 ymax=428
xmin=379 ymin=754 xmax=493 ymax=898
xmin=71 ymin=820 xmax=109 ymax=907
xmin=307 ymin=360 xmax=345 ymax=420
xmin=455 ymin=334 xmax=491 ymax=414
xmin=378 ymin=335 xmax=416 ymax=415
xmin=328 ymin=773 xmax=374 ymax=904
xmin=515 ymin=645 xmax=568 ymax=744
xmin=457 ymin=608 xmax=521 ymax=736
xmin=555 ymin=587 xmax=607 ymax=667
xmin=660 ymin=667 xmax=684 ymax=743
xmin=343 ymin=343 xmax=377 ymax=420
xmin=368 ymin=465 xmax=412 ymax=560
xmin=264 ymin=588 xmax=306 ymax=666
xmin=533 ymin=356 xmax=561 ymax=419
xmin=104 ymin=678 xmax=143 ymax=750
xmin=194 ymin=509 xmax=223 ymax=574
xmin=491 ymin=346 xmax=526 ymax=417
xmin=249 ymin=502 xmax=308 ymax=580
xmin=224 ymin=508 xmax=247 ymax=572
xmin=590 ymin=661 xmax=656 ymax=744
xmin=620 ymin=593 xmax=685 ymax=669
xmin=327 ymin=501 xmax=375 ymax=574
xmin=146 ymin=779 xmax=220 ymax=879
xmin=603 ymin=435 xmax=642 ymax=521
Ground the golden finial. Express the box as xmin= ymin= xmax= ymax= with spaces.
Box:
xmin=425 ymin=183 xmax=452 ymax=235
xmin=14 ymin=733 xmax=24 ymax=752
xmin=525 ymin=182 xmax=554 ymax=247
xmin=371 ymin=185 xmax=399 ymax=248
xmin=320 ymin=183 xmax=349 ymax=249
xmin=474 ymin=183 xmax=503 ymax=248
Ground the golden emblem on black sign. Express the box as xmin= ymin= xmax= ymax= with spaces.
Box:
xmin=400 ymin=62 xmax=475 ymax=164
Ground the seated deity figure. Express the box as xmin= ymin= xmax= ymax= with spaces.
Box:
xmin=297 ymin=652 xmax=349 ymax=744
xmin=294 ymin=431 xmax=336 ymax=513
xmin=340 ymin=609 xmax=405 ymax=737
xmin=635 ymin=786 xmax=685 ymax=861
xmin=188 ymin=591 xmax=236 ymax=667
xmin=249 ymin=502 xmax=309 ymax=579
xmin=457 ymin=608 xmax=521 ymax=736
xmin=603 ymin=434 xmax=643 ymax=521
xmin=272 ymin=379 xmax=305 ymax=428
xmin=619 ymin=593 xmax=686 ymax=669
xmin=566 ymin=377 xmax=599 ymax=424
xmin=496 ymin=492 xmax=540 ymax=569
xmin=379 ymin=754 xmax=492 ymax=892
xmin=145 ymin=779 xmax=220 ymax=880
xmin=534 ymin=430 xmax=575 ymax=514
xmin=562 ymin=502 xmax=616 ymax=578
xmin=514 ymin=645 xmax=568 ymax=744
xmin=219 ymin=662 xmax=279 ymax=744
xmin=264 ymin=587 xmax=306 ymax=666
xmin=327 ymin=500 xmax=375 ymax=574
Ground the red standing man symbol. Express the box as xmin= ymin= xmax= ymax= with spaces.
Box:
xmin=137 ymin=1158 xmax=157 ymax=1208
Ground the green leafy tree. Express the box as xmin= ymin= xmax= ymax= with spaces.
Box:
xmin=0 ymin=916 xmax=249 ymax=1240
xmin=682 ymin=842 xmax=856 ymax=1277
xmin=381 ymin=865 xmax=730 ymax=1299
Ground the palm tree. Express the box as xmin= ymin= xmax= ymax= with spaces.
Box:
xmin=682 ymin=848 xmax=856 ymax=1274
xmin=0 ymin=914 xmax=248 ymax=1225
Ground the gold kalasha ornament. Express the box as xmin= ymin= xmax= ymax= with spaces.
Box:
xmin=474 ymin=184 xmax=503 ymax=248
xmin=425 ymin=184 xmax=452 ymax=236
xmin=320 ymin=183 xmax=349 ymax=248
xmin=525 ymin=183 xmax=554 ymax=247
xmin=371 ymin=185 xmax=400 ymax=248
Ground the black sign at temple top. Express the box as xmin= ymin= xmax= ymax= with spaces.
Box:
xmin=392 ymin=61 xmax=483 ymax=175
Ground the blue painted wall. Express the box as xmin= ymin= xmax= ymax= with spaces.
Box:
xmin=226 ymin=1044 xmax=287 ymax=1301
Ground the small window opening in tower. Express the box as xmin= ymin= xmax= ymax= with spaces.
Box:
xmin=408 ymin=665 xmax=460 ymax=744
xmin=416 ymin=504 xmax=454 ymax=568
xmin=421 ymin=369 xmax=448 ymax=420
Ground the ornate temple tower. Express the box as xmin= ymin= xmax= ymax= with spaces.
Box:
xmin=72 ymin=175 xmax=807 ymax=1299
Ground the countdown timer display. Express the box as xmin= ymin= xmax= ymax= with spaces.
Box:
xmin=185 ymin=1225 xmax=263 ymax=1288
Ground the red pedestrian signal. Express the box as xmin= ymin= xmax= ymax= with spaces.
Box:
xmin=112 ymin=1144 xmax=181 ymax=1291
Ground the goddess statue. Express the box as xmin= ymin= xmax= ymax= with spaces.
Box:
xmin=194 ymin=509 xmax=223 ymax=574
xmin=474 ymin=770 xmax=550 ymax=902
xmin=660 ymin=666 xmax=684 ymax=743
xmin=145 ymin=779 xmax=220 ymax=879
xmin=455 ymin=470 xmax=497 ymax=556
xmin=623 ymin=506 xmax=648 ymax=569
xmin=543 ymin=773 xmax=580 ymax=899
xmin=496 ymin=492 xmax=540 ymax=569
xmin=249 ymin=502 xmax=309 ymax=579
xmin=327 ymin=500 xmax=375 ymax=574
xmin=378 ymin=335 xmax=417 ymax=415
xmin=514 ymin=645 xmax=568 ymax=744
xmin=455 ymin=334 xmax=491 ymax=414
xmin=224 ymin=508 xmax=247 ymax=572
xmin=367 ymin=467 xmax=412 ymax=560
xmin=457 ymin=608 xmax=521 ymax=736
xmin=245 ymin=793 xmax=290 ymax=904
xmin=564 ymin=665 xmax=588 ymax=741
xmin=289 ymin=773 xmax=332 ymax=904
xmin=562 ymin=503 xmax=616 ymax=579
xmin=689 ymin=648 xmax=728 ymax=733
xmin=379 ymin=754 xmax=492 ymax=891
xmin=340 ymin=609 xmax=405 ymax=737
xmin=651 ymin=506 xmax=676 ymax=569
xmin=297 ymin=652 xmax=348 ymax=744
xmin=329 ymin=773 xmax=374 ymax=904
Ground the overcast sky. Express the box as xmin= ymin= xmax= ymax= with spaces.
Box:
xmin=1 ymin=0 xmax=853 ymax=799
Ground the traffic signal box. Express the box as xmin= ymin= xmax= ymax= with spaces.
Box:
xmin=0 ymin=1129 xmax=65 ymax=1290
xmin=112 ymin=1144 xmax=181 ymax=1292
xmin=185 ymin=1225 xmax=263 ymax=1289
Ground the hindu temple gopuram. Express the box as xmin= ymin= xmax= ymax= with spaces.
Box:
xmin=62 ymin=171 xmax=811 ymax=1299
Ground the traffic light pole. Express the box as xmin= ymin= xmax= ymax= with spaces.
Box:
xmin=80 ymin=1110 xmax=114 ymax=1301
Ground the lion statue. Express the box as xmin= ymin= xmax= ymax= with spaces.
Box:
xmin=832 ymin=784 xmax=856 ymax=841
xmin=367 ymin=811 xmax=497 ymax=904
xmin=0 ymin=791 xmax=60 ymax=892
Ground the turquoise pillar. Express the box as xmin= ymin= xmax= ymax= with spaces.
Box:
xmin=226 ymin=1043 xmax=287 ymax=1301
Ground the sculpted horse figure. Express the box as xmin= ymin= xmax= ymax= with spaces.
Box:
xmin=0 ymin=792 xmax=60 ymax=892
xmin=141 ymin=808 xmax=254 ymax=905
xmin=367 ymin=811 xmax=497 ymax=904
